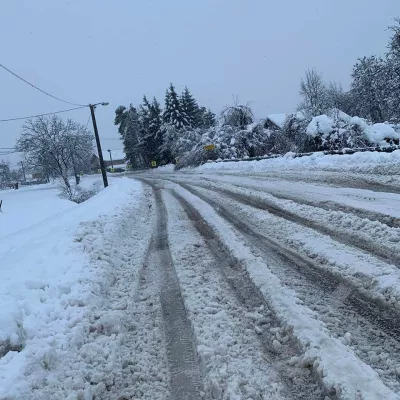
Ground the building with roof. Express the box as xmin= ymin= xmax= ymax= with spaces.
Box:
xmin=91 ymin=149 xmax=126 ymax=171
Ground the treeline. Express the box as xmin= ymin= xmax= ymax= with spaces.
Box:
xmin=114 ymin=84 xmax=215 ymax=167
xmin=116 ymin=19 xmax=400 ymax=169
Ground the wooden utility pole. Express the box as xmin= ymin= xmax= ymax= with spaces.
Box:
xmin=89 ymin=104 xmax=108 ymax=188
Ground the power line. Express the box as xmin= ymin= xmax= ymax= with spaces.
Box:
xmin=0 ymin=106 xmax=87 ymax=122
xmin=0 ymin=63 xmax=87 ymax=107
xmin=84 ymin=115 xmax=91 ymax=130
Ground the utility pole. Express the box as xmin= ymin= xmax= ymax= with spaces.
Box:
xmin=107 ymin=149 xmax=114 ymax=169
xmin=89 ymin=103 xmax=108 ymax=188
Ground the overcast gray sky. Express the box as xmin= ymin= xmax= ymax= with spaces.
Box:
xmin=1 ymin=0 xmax=399 ymax=162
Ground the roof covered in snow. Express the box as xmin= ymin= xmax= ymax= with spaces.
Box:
xmin=266 ymin=112 xmax=305 ymax=129
xmin=266 ymin=114 xmax=288 ymax=129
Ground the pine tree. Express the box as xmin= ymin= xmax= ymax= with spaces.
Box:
xmin=198 ymin=107 xmax=216 ymax=129
xmin=180 ymin=87 xmax=200 ymax=128
xmin=162 ymin=83 xmax=189 ymax=129
xmin=138 ymin=96 xmax=163 ymax=164
xmin=115 ymin=105 xmax=143 ymax=167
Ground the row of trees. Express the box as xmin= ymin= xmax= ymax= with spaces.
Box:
xmin=114 ymin=84 xmax=215 ymax=167
xmin=298 ymin=19 xmax=400 ymax=124
xmin=116 ymin=20 xmax=400 ymax=170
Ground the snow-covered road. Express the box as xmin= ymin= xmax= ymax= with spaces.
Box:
xmin=126 ymin=166 xmax=400 ymax=400
xmin=2 ymin=165 xmax=400 ymax=399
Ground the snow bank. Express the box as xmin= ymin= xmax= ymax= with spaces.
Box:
xmin=196 ymin=148 xmax=400 ymax=175
xmin=0 ymin=177 xmax=143 ymax=399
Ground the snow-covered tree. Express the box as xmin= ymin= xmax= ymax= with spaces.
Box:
xmin=350 ymin=56 xmax=389 ymax=123
xmin=198 ymin=107 xmax=216 ymax=129
xmin=221 ymin=103 xmax=254 ymax=129
xmin=115 ymin=105 xmax=143 ymax=167
xmin=385 ymin=18 xmax=400 ymax=122
xmin=298 ymin=69 xmax=330 ymax=119
xmin=0 ymin=160 xmax=11 ymax=184
xmin=138 ymin=96 xmax=163 ymax=164
xmin=180 ymin=87 xmax=200 ymax=128
xmin=162 ymin=83 xmax=189 ymax=130
xmin=17 ymin=116 xmax=93 ymax=196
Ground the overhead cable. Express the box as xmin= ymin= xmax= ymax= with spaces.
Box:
xmin=0 ymin=63 xmax=87 ymax=107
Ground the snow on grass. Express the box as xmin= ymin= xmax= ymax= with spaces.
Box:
xmin=0 ymin=177 xmax=149 ymax=399
xmin=0 ymin=175 xmax=108 ymax=239
xmin=195 ymin=149 xmax=400 ymax=176
xmin=170 ymin=183 xmax=398 ymax=400
xmin=0 ymin=183 xmax=75 ymax=238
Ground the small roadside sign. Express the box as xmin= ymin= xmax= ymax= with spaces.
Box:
xmin=151 ymin=161 xmax=157 ymax=167
xmin=203 ymin=144 xmax=215 ymax=151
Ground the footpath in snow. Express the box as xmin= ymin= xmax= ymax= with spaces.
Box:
xmin=0 ymin=177 xmax=153 ymax=399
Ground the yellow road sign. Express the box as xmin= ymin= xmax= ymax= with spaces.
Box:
xmin=203 ymin=144 xmax=215 ymax=151
xmin=151 ymin=161 xmax=157 ymax=167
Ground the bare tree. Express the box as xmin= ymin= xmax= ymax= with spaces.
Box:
xmin=16 ymin=115 xmax=93 ymax=198
xmin=298 ymin=69 xmax=330 ymax=118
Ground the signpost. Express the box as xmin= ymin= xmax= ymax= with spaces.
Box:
xmin=203 ymin=144 xmax=215 ymax=151
xmin=151 ymin=161 xmax=157 ymax=168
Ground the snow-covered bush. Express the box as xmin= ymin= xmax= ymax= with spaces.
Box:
xmin=348 ymin=117 xmax=400 ymax=147
xmin=268 ymin=113 xmax=309 ymax=154
xmin=305 ymin=111 xmax=365 ymax=151
xmin=175 ymin=121 xmax=273 ymax=169
xmin=58 ymin=184 xmax=98 ymax=204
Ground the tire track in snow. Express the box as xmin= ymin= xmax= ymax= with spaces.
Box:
xmin=172 ymin=183 xmax=400 ymax=394
xmin=212 ymin=170 xmax=400 ymax=194
xmin=169 ymin=188 xmax=333 ymax=400
xmin=102 ymin=187 xmax=171 ymax=400
xmin=187 ymin=176 xmax=400 ymax=229
xmin=189 ymin=183 xmax=400 ymax=267
xmin=163 ymin=190 xmax=303 ymax=400
xmin=151 ymin=187 xmax=203 ymax=400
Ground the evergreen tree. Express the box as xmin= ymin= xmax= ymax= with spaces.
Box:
xmin=198 ymin=107 xmax=216 ymax=129
xmin=138 ymin=96 xmax=163 ymax=164
xmin=180 ymin=86 xmax=200 ymax=128
xmin=162 ymin=83 xmax=189 ymax=129
xmin=114 ymin=105 xmax=143 ymax=167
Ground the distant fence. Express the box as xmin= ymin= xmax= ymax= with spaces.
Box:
xmin=208 ymin=145 xmax=400 ymax=164
xmin=0 ymin=179 xmax=48 ymax=191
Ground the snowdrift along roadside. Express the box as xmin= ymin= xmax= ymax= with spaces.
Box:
xmin=195 ymin=149 xmax=400 ymax=175
xmin=0 ymin=178 xmax=146 ymax=399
